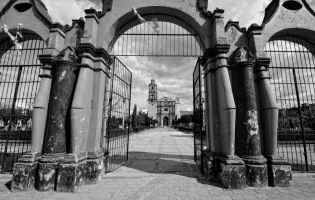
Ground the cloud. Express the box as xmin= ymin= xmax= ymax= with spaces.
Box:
xmin=38 ymin=0 xmax=315 ymax=112
xmin=118 ymin=55 xmax=196 ymax=111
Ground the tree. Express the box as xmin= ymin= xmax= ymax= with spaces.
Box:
xmin=132 ymin=104 xmax=137 ymax=128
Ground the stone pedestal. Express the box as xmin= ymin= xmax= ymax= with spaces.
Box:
xmin=243 ymin=156 xmax=268 ymax=187
xmin=11 ymin=153 xmax=40 ymax=192
xmin=267 ymin=156 xmax=292 ymax=187
xmin=202 ymin=149 xmax=214 ymax=181
xmin=55 ymin=154 xmax=87 ymax=192
xmin=203 ymin=151 xmax=246 ymax=189
xmin=217 ymin=156 xmax=246 ymax=189
xmin=36 ymin=154 xmax=64 ymax=191
xmin=86 ymin=151 xmax=104 ymax=184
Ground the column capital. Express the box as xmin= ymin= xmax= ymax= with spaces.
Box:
xmin=254 ymin=57 xmax=271 ymax=81
xmin=231 ymin=46 xmax=255 ymax=67
xmin=38 ymin=54 xmax=58 ymax=66
xmin=202 ymin=44 xmax=230 ymax=62
xmin=76 ymin=43 xmax=113 ymax=65
xmin=38 ymin=47 xmax=78 ymax=67
xmin=256 ymin=57 xmax=271 ymax=67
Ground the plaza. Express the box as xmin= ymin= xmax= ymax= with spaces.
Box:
xmin=1 ymin=128 xmax=315 ymax=199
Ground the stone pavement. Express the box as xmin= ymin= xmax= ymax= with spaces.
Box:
xmin=1 ymin=127 xmax=315 ymax=200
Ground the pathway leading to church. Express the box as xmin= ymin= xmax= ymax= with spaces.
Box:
xmin=1 ymin=127 xmax=315 ymax=199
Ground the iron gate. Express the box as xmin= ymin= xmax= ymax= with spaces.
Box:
xmin=193 ymin=57 xmax=205 ymax=173
xmin=105 ymin=56 xmax=132 ymax=172
xmin=265 ymin=36 xmax=315 ymax=171
xmin=0 ymin=34 xmax=45 ymax=172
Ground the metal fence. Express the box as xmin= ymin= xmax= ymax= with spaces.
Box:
xmin=265 ymin=36 xmax=315 ymax=171
xmin=0 ymin=33 xmax=44 ymax=172
xmin=111 ymin=21 xmax=202 ymax=57
xmin=105 ymin=56 xmax=132 ymax=172
xmin=193 ymin=58 xmax=205 ymax=173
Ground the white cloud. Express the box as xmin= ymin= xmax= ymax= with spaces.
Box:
xmin=39 ymin=0 xmax=315 ymax=112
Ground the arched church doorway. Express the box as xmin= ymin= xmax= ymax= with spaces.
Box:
xmin=105 ymin=8 xmax=205 ymax=172
xmin=163 ymin=116 xmax=169 ymax=126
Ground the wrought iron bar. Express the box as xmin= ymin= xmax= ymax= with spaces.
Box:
xmin=112 ymin=21 xmax=202 ymax=57
xmin=265 ymin=36 xmax=315 ymax=171
xmin=0 ymin=34 xmax=44 ymax=172
xmin=292 ymin=68 xmax=309 ymax=171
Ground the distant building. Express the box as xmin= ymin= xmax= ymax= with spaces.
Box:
xmin=147 ymin=80 xmax=180 ymax=126
xmin=279 ymin=103 xmax=315 ymax=130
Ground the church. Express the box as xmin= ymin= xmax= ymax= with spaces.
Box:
xmin=147 ymin=80 xmax=180 ymax=126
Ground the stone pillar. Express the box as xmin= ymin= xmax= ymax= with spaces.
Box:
xmin=255 ymin=58 xmax=291 ymax=187
xmin=214 ymin=45 xmax=246 ymax=189
xmin=202 ymin=9 xmax=246 ymax=189
xmin=73 ymin=43 xmax=112 ymax=184
xmin=202 ymin=46 xmax=246 ymax=188
xmin=37 ymin=48 xmax=79 ymax=191
xmin=231 ymin=47 xmax=267 ymax=187
xmin=11 ymin=24 xmax=65 ymax=192
xmin=70 ymin=8 xmax=112 ymax=185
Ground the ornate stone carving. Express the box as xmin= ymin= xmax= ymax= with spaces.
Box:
xmin=233 ymin=46 xmax=255 ymax=63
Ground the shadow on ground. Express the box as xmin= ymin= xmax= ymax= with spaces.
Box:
xmin=124 ymin=151 xmax=221 ymax=187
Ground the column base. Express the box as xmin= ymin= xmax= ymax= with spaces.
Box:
xmin=36 ymin=154 xmax=64 ymax=191
xmin=55 ymin=153 xmax=87 ymax=192
xmin=86 ymin=151 xmax=104 ymax=184
xmin=217 ymin=156 xmax=246 ymax=189
xmin=267 ymin=156 xmax=292 ymax=187
xmin=11 ymin=152 xmax=41 ymax=192
xmin=202 ymin=150 xmax=215 ymax=181
xmin=243 ymin=156 xmax=268 ymax=187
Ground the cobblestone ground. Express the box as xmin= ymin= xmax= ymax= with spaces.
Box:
xmin=1 ymin=127 xmax=315 ymax=200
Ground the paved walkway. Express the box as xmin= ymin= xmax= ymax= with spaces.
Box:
xmin=1 ymin=127 xmax=315 ymax=200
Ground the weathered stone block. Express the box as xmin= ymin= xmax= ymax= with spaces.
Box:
xmin=76 ymin=161 xmax=87 ymax=186
xmin=56 ymin=163 xmax=77 ymax=192
xmin=55 ymin=161 xmax=87 ymax=192
xmin=36 ymin=162 xmax=58 ymax=191
xmin=202 ymin=152 xmax=216 ymax=181
xmin=245 ymin=164 xmax=268 ymax=187
xmin=218 ymin=163 xmax=246 ymax=189
xmin=268 ymin=164 xmax=291 ymax=187
xmin=86 ymin=157 xmax=104 ymax=184
xmin=11 ymin=162 xmax=38 ymax=192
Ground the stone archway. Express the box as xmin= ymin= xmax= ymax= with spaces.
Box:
xmin=95 ymin=0 xmax=211 ymax=51
xmin=10 ymin=0 xmax=315 ymax=193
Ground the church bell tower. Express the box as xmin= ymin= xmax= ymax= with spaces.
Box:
xmin=147 ymin=79 xmax=157 ymax=119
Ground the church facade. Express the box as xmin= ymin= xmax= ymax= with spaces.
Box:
xmin=147 ymin=80 xmax=180 ymax=126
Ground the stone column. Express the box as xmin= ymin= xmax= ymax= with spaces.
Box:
xmin=70 ymin=8 xmax=111 ymax=184
xmin=255 ymin=58 xmax=291 ymax=187
xmin=202 ymin=45 xmax=246 ymax=189
xmin=231 ymin=47 xmax=267 ymax=187
xmin=214 ymin=45 xmax=246 ymax=189
xmin=37 ymin=48 xmax=79 ymax=191
xmin=201 ymin=9 xmax=246 ymax=189
xmin=11 ymin=24 xmax=65 ymax=192
xmin=202 ymin=53 xmax=219 ymax=180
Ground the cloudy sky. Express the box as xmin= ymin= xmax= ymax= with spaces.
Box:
xmin=39 ymin=0 xmax=315 ymax=111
